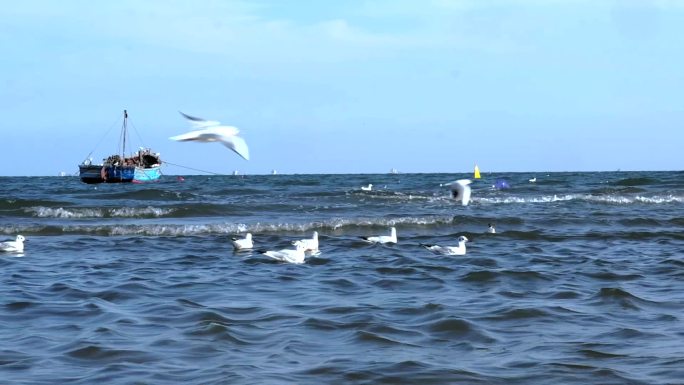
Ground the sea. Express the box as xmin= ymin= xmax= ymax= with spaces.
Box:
xmin=1 ymin=171 xmax=683 ymax=384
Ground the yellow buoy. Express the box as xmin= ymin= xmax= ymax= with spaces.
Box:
xmin=474 ymin=164 xmax=481 ymax=179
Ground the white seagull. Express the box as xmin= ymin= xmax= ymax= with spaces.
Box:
xmin=361 ymin=184 xmax=373 ymax=191
xmin=362 ymin=227 xmax=397 ymax=244
xmin=422 ymin=235 xmax=468 ymax=256
xmin=487 ymin=223 xmax=496 ymax=234
xmin=231 ymin=233 xmax=253 ymax=250
xmin=0 ymin=235 xmax=26 ymax=253
xmin=170 ymin=112 xmax=250 ymax=160
xmin=292 ymin=231 xmax=319 ymax=251
xmin=445 ymin=179 xmax=472 ymax=206
xmin=262 ymin=243 xmax=307 ymax=264
xmin=529 ymin=177 xmax=537 ymax=183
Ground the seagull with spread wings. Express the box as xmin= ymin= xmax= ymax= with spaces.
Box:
xmin=170 ymin=112 xmax=250 ymax=160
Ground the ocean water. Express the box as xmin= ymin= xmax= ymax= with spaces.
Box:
xmin=1 ymin=171 xmax=683 ymax=384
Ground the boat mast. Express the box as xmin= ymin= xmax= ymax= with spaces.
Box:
xmin=121 ymin=110 xmax=128 ymax=158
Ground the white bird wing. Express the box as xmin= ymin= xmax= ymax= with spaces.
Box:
xmin=446 ymin=179 xmax=471 ymax=206
xmin=293 ymin=239 xmax=315 ymax=250
xmin=170 ymin=125 xmax=249 ymax=161
xmin=0 ymin=240 xmax=21 ymax=252
xmin=363 ymin=236 xmax=379 ymax=243
xmin=169 ymin=129 xmax=211 ymax=142
xmin=179 ymin=111 xmax=221 ymax=129
xmin=220 ymin=135 xmax=250 ymax=161
xmin=264 ymin=249 xmax=304 ymax=264
xmin=232 ymin=238 xmax=252 ymax=249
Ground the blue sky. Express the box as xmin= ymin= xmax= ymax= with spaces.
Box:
xmin=1 ymin=0 xmax=682 ymax=175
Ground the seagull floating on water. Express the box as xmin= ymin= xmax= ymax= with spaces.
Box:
xmin=170 ymin=112 xmax=250 ymax=160
xmin=422 ymin=235 xmax=468 ymax=256
xmin=0 ymin=235 xmax=26 ymax=253
xmin=231 ymin=233 xmax=253 ymax=250
xmin=529 ymin=177 xmax=537 ymax=183
xmin=362 ymin=227 xmax=397 ymax=244
xmin=361 ymin=184 xmax=373 ymax=191
xmin=261 ymin=243 xmax=307 ymax=264
xmin=444 ymin=179 xmax=472 ymax=206
xmin=292 ymin=231 xmax=319 ymax=251
xmin=487 ymin=223 xmax=496 ymax=234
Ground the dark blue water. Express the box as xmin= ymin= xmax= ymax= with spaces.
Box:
xmin=1 ymin=172 xmax=683 ymax=384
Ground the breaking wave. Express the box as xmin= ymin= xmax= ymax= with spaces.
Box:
xmin=27 ymin=206 xmax=175 ymax=218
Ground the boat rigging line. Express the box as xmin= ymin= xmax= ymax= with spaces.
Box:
xmin=162 ymin=161 xmax=225 ymax=175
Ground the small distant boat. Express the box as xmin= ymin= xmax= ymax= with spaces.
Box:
xmin=78 ymin=110 xmax=162 ymax=184
xmin=493 ymin=178 xmax=510 ymax=189
xmin=272 ymin=169 xmax=277 ymax=175
xmin=390 ymin=168 xmax=399 ymax=174
xmin=474 ymin=164 xmax=481 ymax=179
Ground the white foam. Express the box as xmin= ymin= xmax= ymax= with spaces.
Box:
xmin=28 ymin=206 xmax=173 ymax=218
xmin=29 ymin=207 xmax=104 ymax=218
xmin=477 ymin=194 xmax=683 ymax=205
xmin=110 ymin=207 xmax=174 ymax=217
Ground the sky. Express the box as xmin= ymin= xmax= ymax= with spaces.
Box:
xmin=1 ymin=0 xmax=683 ymax=175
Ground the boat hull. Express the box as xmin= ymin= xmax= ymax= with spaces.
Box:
xmin=133 ymin=166 xmax=162 ymax=183
xmin=79 ymin=164 xmax=161 ymax=184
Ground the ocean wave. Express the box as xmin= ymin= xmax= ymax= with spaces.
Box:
xmin=587 ymin=194 xmax=683 ymax=204
xmin=91 ymin=189 xmax=197 ymax=201
xmin=477 ymin=194 xmax=683 ymax=205
xmin=615 ymin=177 xmax=658 ymax=186
xmin=1 ymin=198 xmax=71 ymax=210
xmin=27 ymin=206 xmax=175 ymax=218
xmin=477 ymin=195 xmax=577 ymax=204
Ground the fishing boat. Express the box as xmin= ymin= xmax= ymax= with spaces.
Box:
xmin=78 ymin=110 xmax=162 ymax=184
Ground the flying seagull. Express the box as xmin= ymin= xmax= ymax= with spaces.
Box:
xmin=444 ymin=179 xmax=472 ymax=206
xmin=170 ymin=112 xmax=250 ymax=160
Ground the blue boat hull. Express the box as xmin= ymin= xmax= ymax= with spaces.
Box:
xmin=79 ymin=165 xmax=161 ymax=184
xmin=133 ymin=166 xmax=162 ymax=183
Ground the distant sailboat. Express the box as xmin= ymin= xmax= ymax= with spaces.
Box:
xmin=272 ymin=169 xmax=277 ymax=175
xmin=390 ymin=168 xmax=399 ymax=174
xmin=474 ymin=164 xmax=481 ymax=179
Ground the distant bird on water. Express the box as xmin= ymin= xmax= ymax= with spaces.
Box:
xmin=0 ymin=235 xmax=26 ymax=253
xmin=170 ymin=112 xmax=250 ymax=160
xmin=231 ymin=233 xmax=253 ymax=250
xmin=361 ymin=184 xmax=373 ymax=191
xmin=261 ymin=243 xmax=307 ymax=264
xmin=293 ymin=231 xmax=319 ymax=251
xmin=422 ymin=235 xmax=469 ymax=256
xmin=362 ymin=227 xmax=397 ymax=244
xmin=487 ymin=223 xmax=496 ymax=234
